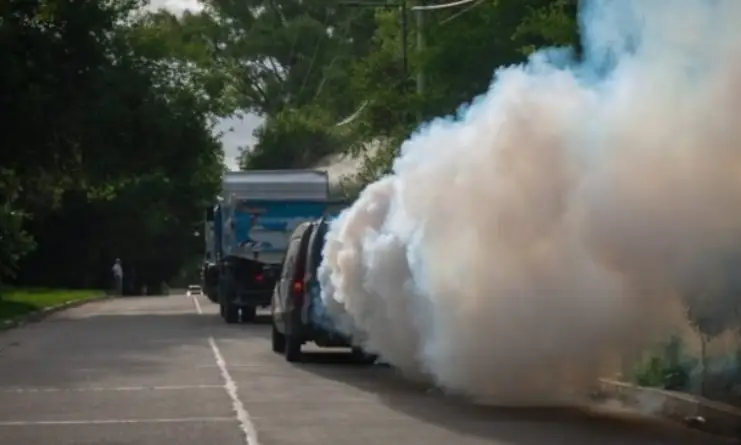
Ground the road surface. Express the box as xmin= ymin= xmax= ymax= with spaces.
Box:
xmin=0 ymin=294 xmax=728 ymax=445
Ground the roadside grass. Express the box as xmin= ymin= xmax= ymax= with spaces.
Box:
xmin=0 ymin=287 xmax=101 ymax=323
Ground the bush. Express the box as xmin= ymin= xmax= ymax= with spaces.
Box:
xmin=631 ymin=335 xmax=694 ymax=391
xmin=694 ymin=351 xmax=741 ymax=402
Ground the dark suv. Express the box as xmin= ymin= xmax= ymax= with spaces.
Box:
xmin=270 ymin=218 xmax=375 ymax=363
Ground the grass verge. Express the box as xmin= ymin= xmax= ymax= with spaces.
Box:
xmin=0 ymin=287 xmax=101 ymax=323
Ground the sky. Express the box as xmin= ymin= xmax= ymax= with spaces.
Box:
xmin=148 ymin=0 xmax=263 ymax=170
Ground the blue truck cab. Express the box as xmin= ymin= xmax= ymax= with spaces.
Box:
xmin=203 ymin=170 xmax=333 ymax=324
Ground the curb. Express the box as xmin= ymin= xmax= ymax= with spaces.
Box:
xmin=594 ymin=378 xmax=741 ymax=440
xmin=0 ymin=294 xmax=112 ymax=332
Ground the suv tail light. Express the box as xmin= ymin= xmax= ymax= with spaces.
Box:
xmin=255 ymin=273 xmax=263 ymax=283
xmin=290 ymin=279 xmax=304 ymax=305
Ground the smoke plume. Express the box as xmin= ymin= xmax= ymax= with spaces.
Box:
xmin=318 ymin=0 xmax=741 ymax=405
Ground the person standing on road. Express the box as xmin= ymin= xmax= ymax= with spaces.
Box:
xmin=112 ymin=258 xmax=123 ymax=296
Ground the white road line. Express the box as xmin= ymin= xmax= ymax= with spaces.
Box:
xmin=192 ymin=293 xmax=204 ymax=315
xmin=192 ymin=295 xmax=260 ymax=445
xmin=208 ymin=338 xmax=259 ymax=445
xmin=0 ymin=417 xmax=234 ymax=426
xmin=0 ymin=385 xmax=222 ymax=394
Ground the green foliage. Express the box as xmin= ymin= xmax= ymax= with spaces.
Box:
xmin=512 ymin=0 xmax=580 ymax=56
xmin=1 ymin=0 xmax=223 ymax=289
xmin=0 ymin=169 xmax=35 ymax=282
xmin=0 ymin=287 xmax=100 ymax=322
xmin=334 ymin=0 xmax=582 ymax=184
xmin=240 ymin=107 xmax=345 ymax=169
xmin=631 ymin=336 xmax=741 ymax=406
xmin=681 ymin=253 xmax=741 ymax=339
xmin=138 ymin=0 xmax=584 ymax=189
xmin=0 ymin=0 xmax=589 ymax=288
xmin=169 ymin=0 xmax=379 ymax=117
xmin=631 ymin=336 xmax=694 ymax=391
xmin=0 ymin=209 xmax=35 ymax=283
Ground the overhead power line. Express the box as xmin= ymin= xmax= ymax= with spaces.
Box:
xmin=410 ymin=0 xmax=476 ymax=11
xmin=341 ymin=0 xmax=476 ymax=8
xmin=333 ymin=0 xmax=479 ymax=127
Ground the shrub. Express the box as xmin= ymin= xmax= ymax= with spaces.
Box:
xmin=631 ymin=335 xmax=694 ymax=391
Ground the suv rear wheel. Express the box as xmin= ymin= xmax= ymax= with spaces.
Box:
xmin=284 ymin=334 xmax=302 ymax=362
xmin=351 ymin=347 xmax=377 ymax=365
xmin=271 ymin=323 xmax=286 ymax=353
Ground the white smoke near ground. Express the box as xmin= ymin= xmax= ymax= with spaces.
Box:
xmin=318 ymin=0 xmax=741 ymax=405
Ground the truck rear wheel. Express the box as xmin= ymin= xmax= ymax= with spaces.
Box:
xmin=206 ymin=292 xmax=218 ymax=303
xmin=218 ymin=266 xmax=240 ymax=324
xmin=222 ymin=302 xmax=239 ymax=323
xmin=241 ymin=306 xmax=256 ymax=323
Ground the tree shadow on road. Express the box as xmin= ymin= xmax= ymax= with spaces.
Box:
xmin=295 ymin=355 xmax=726 ymax=445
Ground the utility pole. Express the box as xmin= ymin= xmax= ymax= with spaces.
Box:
xmin=415 ymin=1 xmax=425 ymax=95
xmin=401 ymin=0 xmax=409 ymax=77
xmin=338 ymin=0 xmax=477 ymax=124
xmin=339 ymin=1 xmax=410 ymax=79
xmin=414 ymin=1 xmax=426 ymax=122
xmin=339 ymin=0 xmax=477 ymax=92
xmin=410 ymin=0 xmax=479 ymax=101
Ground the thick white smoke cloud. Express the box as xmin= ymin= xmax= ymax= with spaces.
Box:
xmin=318 ymin=0 xmax=741 ymax=404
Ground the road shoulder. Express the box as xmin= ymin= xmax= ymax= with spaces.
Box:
xmin=594 ymin=378 xmax=741 ymax=441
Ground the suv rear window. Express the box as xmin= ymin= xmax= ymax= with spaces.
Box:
xmin=294 ymin=224 xmax=314 ymax=280
xmin=307 ymin=219 xmax=329 ymax=277
xmin=280 ymin=222 xmax=312 ymax=282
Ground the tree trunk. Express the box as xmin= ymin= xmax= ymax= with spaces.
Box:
xmin=699 ymin=334 xmax=708 ymax=397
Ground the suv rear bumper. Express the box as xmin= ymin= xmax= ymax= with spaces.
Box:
xmin=294 ymin=320 xmax=351 ymax=347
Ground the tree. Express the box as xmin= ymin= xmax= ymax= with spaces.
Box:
xmin=0 ymin=0 xmax=137 ymax=282
xmin=511 ymin=0 xmax=579 ymax=56
xmin=331 ymin=0 xmax=581 ymax=190
xmin=1 ymin=0 xmax=224 ymax=290
xmin=199 ymin=0 xmax=377 ymax=117
xmin=137 ymin=0 xmax=382 ymax=171
xmin=680 ymin=253 xmax=741 ymax=394
xmin=239 ymin=106 xmax=346 ymax=169
xmin=0 ymin=169 xmax=35 ymax=281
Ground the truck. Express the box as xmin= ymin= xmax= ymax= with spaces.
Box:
xmin=203 ymin=170 xmax=333 ymax=323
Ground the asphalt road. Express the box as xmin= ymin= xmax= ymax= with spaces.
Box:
xmin=0 ymin=293 xmax=729 ymax=445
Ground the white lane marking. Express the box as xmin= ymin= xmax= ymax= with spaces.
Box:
xmin=192 ymin=294 xmax=260 ymax=445
xmin=0 ymin=385 xmax=222 ymax=394
xmin=208 ymin=338 xmax=259 ymax=445
xmin=0 ymin=417 xmax=234 ymax=426
xmin=192 ymin=293 xmax=204 ymax=315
